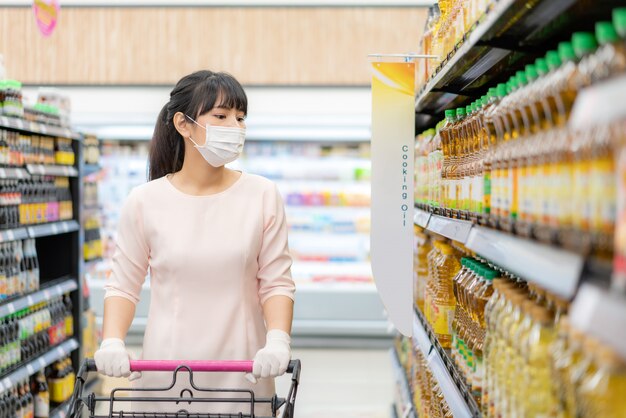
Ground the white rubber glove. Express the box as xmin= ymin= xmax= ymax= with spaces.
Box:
xmin=246 ymin=330 xmax=291 ymax=384
xmin=94 ymin=338 xmax=142 ymax=381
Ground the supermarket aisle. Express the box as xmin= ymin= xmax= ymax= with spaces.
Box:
xmin=98 ymin=347 xmax=394 ymax=418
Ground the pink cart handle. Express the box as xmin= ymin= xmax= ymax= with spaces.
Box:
xmin=129 ymin=360 xmax=254 ymax=373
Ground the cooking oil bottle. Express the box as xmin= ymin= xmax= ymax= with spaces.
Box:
xmin=440 ymin=109 xmax=458 ymax=212
xmin=521 ymin=305 xmax=559 ymax=418
xmin=578 ymin=344 xmax=626 ymax=418
xmin=415 ymin=226 xmax=431 ymax=313
xmin=426 ymin=237 xmax=445 ymax=324
xmin=430 ymin=242 xmax=460 ymax=349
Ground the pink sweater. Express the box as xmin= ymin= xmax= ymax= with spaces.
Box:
xmin=104 ymin=173 xmax=295 ymax=414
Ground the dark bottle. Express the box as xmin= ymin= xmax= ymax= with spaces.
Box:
xmin=32 ymin=372 xmax=48 ymax=418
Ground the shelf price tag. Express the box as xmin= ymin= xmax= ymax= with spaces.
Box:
xmin=27 ymin=295 xmax=34 ymax=306
xmin=15 ymin=119 xmax=24 ymax=130
xmin=61 ymin=222 xmax=70 ymax=232
xmin=2 ymin=378 xmax=11 ymax=390
xmin=51 ymin=224 xmax=59 ymax=234
xmin=26 ymin=364 xmax=35 ymax=375
xmin=6 ymin=230 xmax=15 ymax=242
xmin=38 ymin=357 xmax=46 ymax=368
xmin=40 ymin=125 xmax=48 ymax=135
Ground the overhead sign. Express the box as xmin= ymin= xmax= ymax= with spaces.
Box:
xmin=370 ymin=61 xmax=415 ymax=336
xmin=32 ymin=0 xmax=60 ymax=37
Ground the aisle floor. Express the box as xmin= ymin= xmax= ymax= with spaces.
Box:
xmin=97 ymin=348 xmax=394 ymax=418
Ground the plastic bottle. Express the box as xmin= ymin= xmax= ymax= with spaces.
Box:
xmin=578 ymin=344 xmax=626 ymax=418
xmin=430 ymin=242 xmax=460 ymax=348
xmin=440 ymin=110 xmax=458 ymax=213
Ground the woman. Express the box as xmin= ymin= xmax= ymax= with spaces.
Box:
xmin=94 ymin=70 xmax=296 ymax=415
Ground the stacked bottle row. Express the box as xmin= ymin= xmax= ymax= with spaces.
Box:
xmin=413 ymin=226 xmax=626 ymax=416
xmin=0 ymin=81 xmax=24 ymax=118
xmin=0 ymin=358 xmax=76 ymax=418
xmin=395 ymin=335 xmax=453 ymax=418
xmin=83 ymin=182 xmax=99 ymax=209
xmin=0 ymin=295 xmax=73 ymax=375
xmin=417 ymin=0 xmax=495 ymax=89
xmin=0 ymin=177 xmax=73 ymax=229
xmin=415 ymin=10 xmax=626 ymax=252
xmin=0 ymin=129 xmax=76 ymax=168
xmin=484 ymin=277 xmax=625 ymax=418
xmin=0 ymin=239 xmax=39 ymax=300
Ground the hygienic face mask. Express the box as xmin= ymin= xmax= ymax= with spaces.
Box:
xmin=186 ymin=115 xmax=246 ymax=167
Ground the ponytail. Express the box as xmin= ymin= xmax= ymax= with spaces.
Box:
xmin=148 ymin=70 xmax=248 ymax=181
xmin=149 ymin=103 xmax=185 ymax=180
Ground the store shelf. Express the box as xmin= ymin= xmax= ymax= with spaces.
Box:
xmin=0 ymin=167 xmax=30 ymax=180
xmin=413 ymin=209 xmax=430 ymax=229
xmin=412 ymin=309 xmax=479 ymax=418
xmin=414 ymin=0 xmax=624 ymax=129
xmin=26 ymin=164 xmax=79 ymax=177
xmin=0 ymin=227 xmax=29 ymax=243
xmin=0 ymin=339 xmax=79 ymax=392
xmin=0 ymin=221 xmax=79 ymax=242
xmin=0 ymin=278 xmax=77 ymax=319
xmin=26 ymin=220 xmax=80 ymax=238
xmin=414 ymin=208 xmax=585 ymax=299
xmin=390 ymin=348 xmax=416 ymax=418
xmin=570 ymin=283 xmax=626 ymax=360
xmin=83 ymin=164 xmax=102 ymax=177
xmin=0 ymin=116 xmax=80 ymax=140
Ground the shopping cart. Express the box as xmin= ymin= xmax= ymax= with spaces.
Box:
xmin=67 ymin=358 xmax=301 ymax=418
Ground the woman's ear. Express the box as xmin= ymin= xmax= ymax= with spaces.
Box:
xmin=173 ymin=112 xmax=191 ymax=139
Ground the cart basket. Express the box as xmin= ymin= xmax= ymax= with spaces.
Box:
xmin=67 ymin=358 xmax=301 ymax=418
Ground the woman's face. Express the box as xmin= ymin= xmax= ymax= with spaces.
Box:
xmin=188 ymin=104 xmax=246 ymax=144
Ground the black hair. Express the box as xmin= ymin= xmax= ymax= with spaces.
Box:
xmin=149 ymin=70 xmax=247 ymax=180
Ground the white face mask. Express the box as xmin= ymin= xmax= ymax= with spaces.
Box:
xmin=186 ymin=115 xmax=246 ymax=167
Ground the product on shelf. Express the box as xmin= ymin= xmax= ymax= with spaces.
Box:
xmin=425 ymin=237 xmax=460 ymax=349
xmin=0 ymin=80 xmax=24 ymax=118
xmin=415 ymin=10 xmax=626 ymax=255
xmin=395 ymin=335 xmax=453 ymax=418
xmin=0 ymin=239 xmax=40 ymax=300
xmin=0 ymin=128 xmax=75 ymax=168
xmin=83 ymin=216 xmax=103 ymax=262
xmin=47 ymin=357 xmax=75 ymax=408
xmin=32 ymin=371 xmax=48 ymax=418
xmin=23 ymin=104 xmax=63 ymax=128
xmin=83 ymin=182 xmax=99 ymax=209
xmin=81 ymin=309 xmax=98 ymax=360
xmin=0 ymin=177 xmax=73 ymax=230
xmin=83 ymin=135 xmax=100 ymax=166
xmin=54 ymin=138 xmax=74 ymax=167
xmin=416 ymin=0 xmax=495 ymax=90
xmin=0 ymin=294 xmax=73 ymax=375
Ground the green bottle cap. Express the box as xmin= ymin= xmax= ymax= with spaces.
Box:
xmin=496 ymin=83 xmax=508 ymax=98
xmin=596 ymin=21 xmax=619 ymax=45
xmin=525 ymin=64 xmax=538 ymax=81
xmin=457 ymin=107 xmax=466 ymax=117
xmin=546 ymin=50 xmax=562 ymax=70
xmin=488 ymin=87 xmax=497 ymax=97
xmin=572 ymin=32 xmax=598 ymax=58
xmin=558 ymin=42 xmax=576 ymax=63
xmin=516 ymin=70 xmax=528 ymax=86
xmin=535 ymin=58 xmax=549 ymax=76
xmin=445 ymin=109 xmax=456 ymax=119
xmin=471 ymin=102 xmax=477 ymax=113
xmin=614 ymin=8 xmax=626 ymax=38
xmin=466 ymin=105 xmax=472 ymax=114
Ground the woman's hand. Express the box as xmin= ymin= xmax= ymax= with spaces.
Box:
xmin=94 ymin=338 xmax=142 ymax=381
xmin=246 ymin=330 xmax=291 ymax=383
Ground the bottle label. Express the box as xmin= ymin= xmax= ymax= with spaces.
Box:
xmin=590 ymin=157 xmax=616 ymax=233
xmin=34 ymin=392 xmax=49 ymax=418
xmin=573 ymin=159 xmax=591 ymax=229
xmin=483 ymin=171 xmax=491 ymax=214
xmin=431 ymin=302 xmax=455 ymax=337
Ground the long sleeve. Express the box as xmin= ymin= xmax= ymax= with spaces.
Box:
xmin=104 ymin=189 xmax=149 ymax=305
xmin=257 ymin=184 xmax=296 ymax=304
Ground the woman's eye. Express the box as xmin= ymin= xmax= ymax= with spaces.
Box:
xmin=237 ymin=117 xmax=246 ymax=122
